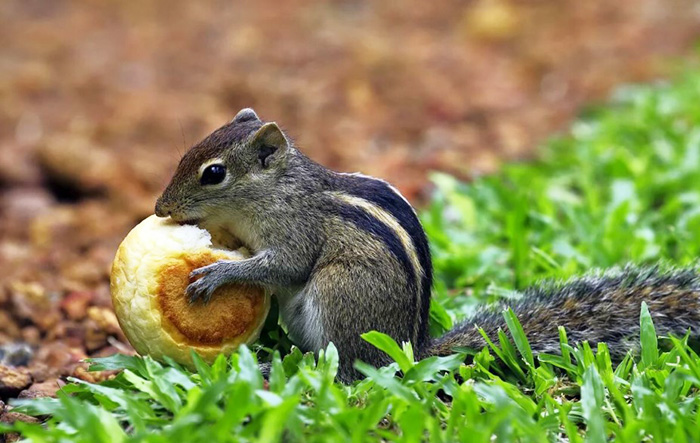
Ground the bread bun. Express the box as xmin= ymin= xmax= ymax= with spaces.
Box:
xmin=110 ymin=215 xmax=270 ymax=367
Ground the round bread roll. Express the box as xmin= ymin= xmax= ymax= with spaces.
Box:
xmin=110 ymin=215 xmax=270 ymax=367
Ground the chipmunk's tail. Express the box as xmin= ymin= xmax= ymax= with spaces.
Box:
xmin=427 ymin=266 xmax=700 ymax=359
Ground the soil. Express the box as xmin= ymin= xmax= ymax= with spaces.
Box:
xmin=1 ymin=0 xmax=699 ymax=409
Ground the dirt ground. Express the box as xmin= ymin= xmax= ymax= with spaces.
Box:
xmin=1 ymin=0 xmax=700 ymax=405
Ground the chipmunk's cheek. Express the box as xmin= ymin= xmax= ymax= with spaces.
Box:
xmin=110 ymin=215 xmax=271 ymax=368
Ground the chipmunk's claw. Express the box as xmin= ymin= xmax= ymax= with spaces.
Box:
xmin=186 ymin=278 xmax=217 ymax=304
xmin=186 ymin=262 xmax=229 ymax=304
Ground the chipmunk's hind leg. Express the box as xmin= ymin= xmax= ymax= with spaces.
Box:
xmin=301 ymin=260 xmax=417 ymax=383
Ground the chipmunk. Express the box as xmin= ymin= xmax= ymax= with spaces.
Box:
xmin=156 ymin=108 xmax=700 ymax=382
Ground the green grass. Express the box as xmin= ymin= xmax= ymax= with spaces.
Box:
xmin=5 ymin=68 xmax=700 ymax=441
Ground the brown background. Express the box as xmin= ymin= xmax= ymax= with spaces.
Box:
xmin=0 ymin=0 xmax=699 ymax=398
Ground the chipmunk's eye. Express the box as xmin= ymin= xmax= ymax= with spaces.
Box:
xmin=200 ymin=164 xmax=226 ymax=185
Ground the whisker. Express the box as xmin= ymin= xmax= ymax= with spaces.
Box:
xmin=178 ymin=119 xmax=188 ymax=157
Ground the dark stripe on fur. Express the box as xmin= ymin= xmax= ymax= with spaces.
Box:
xmin=330 ymin=201 xmax=418 ymax=298
xmin=334 ymin=174 xmax=433 ymax=346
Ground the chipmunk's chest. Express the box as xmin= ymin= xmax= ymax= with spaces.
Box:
xmin=276 ymin=285 xmax=325 ymax=353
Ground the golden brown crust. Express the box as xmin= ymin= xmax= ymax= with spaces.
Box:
xmin=155 ymin=250 xmax=266 ymax=346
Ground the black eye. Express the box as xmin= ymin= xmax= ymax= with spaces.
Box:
xmin=200 ymin=164 xmax=226 ymax=185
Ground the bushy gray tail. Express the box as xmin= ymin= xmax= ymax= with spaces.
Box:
xmin=428 ymin=266 xmax=700 ymax=359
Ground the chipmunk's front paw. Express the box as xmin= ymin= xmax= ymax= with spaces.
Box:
xmin=186 ymin=261 xmax=232 ymax=304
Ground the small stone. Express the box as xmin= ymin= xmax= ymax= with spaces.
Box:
xmin=0 ymin=343 xmax=33 ymax=367
xmin=1 ymin=188 xmax=53 ymax=223
xmin=460 ymin=0 xmax=520 ymax=42
xmin=0 ymin=141 xmax=42 ymax=187
xmin=87 ymin=307 xmax=122 ymax=336
xmin=28 ymin=343 xmax=86 ymax=382
xmin=20 ymin=327 xmax=41 ymax=346
xmin=18 ymin=378 xmax=65 ymax=400
xmin=59 ymin=291 xmax=94 ymax=321
xmin=46 ymin=320 xmax=85 ymax=348
xmin=83 ymin=318 xmax=108 ymax=352
xmin=0 ymin=312 xmax=21 ymax=339
xmin=71 ymin=365 xmax=115 ymax=384
xmin=0 ymin=365 xmax=32 ymax=398
xmin=0 ymin=405 xmax=40 ymax=443
xmin=8 ymin=282 xmax=60 ymax=333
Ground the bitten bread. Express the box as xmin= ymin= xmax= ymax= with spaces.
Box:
xmin=110 ymin=215 xmax=270 ymax=367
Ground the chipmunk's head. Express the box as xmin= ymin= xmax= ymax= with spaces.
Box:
xmin=155 ymin=108 xmax=292 ymax=224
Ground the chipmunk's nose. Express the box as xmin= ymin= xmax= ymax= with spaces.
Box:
xmin=154 ymin=199 xmax=171 ymax=218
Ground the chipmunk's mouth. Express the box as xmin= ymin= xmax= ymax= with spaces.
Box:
xmin=155 ymin=201 xmax=204 ymax=225
xmin=168 ymin=212 xmax=204 ymax=226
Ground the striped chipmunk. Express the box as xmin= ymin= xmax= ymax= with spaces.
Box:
xmin=155 ymin=108 xmax=700 ymax=382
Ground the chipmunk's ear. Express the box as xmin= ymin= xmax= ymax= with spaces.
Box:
xmin=231 ymin=108 xmax=260 ymax=124
xmin=250 ymin=122 xmax=289 ymax=168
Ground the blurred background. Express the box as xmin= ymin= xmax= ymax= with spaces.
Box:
xmin=1 ymin=0 xmax=700 ymax=391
